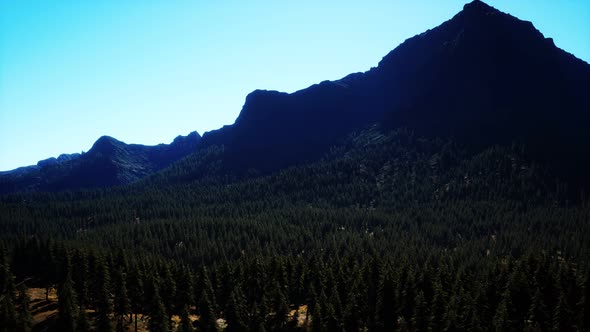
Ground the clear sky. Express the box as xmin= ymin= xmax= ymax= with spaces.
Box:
xmin=1 ymin=0 xmax=589 ymax=171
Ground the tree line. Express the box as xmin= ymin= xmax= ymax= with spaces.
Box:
xmin=0 ymin=127 xmax=588 ymax=330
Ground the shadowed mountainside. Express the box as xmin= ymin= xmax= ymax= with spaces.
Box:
xmin=198 ymin=0 xmax=590 ymax=184
xmin=0 ymin=131 xmax=201 ymax=193
xmin=2 ymin=0 xmax=589 ymax=193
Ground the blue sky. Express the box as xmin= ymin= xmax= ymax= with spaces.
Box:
xmin=1 ymin=0 xmax=589 ymax=171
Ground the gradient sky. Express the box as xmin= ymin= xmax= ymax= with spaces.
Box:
xmin=1 ymin=1 xmax=589 ymax=171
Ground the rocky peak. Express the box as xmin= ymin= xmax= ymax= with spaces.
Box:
xmin=88 ymin=135 xmax=124 ymax=156
xmin=462 ymin=0 xmax=499 ymax=16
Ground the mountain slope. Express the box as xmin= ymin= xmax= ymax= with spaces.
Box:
xmin=0 ymin=131 xmax=201 ymax=193
xmin=197 ymin=0 xmax=590 ymax=184
xmin=377 ymin=0 xmax=590 ymax=180
xmin=2 ymin=0 xmax=589 ymax=193
xmin=2 ymin=127 xmax=588 ymax=331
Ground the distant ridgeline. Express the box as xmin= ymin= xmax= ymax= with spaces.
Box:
xmin=0 ymin=131 xmax=201 ymax=193
xmin=0 ymin=1 xmax=589 ymax=331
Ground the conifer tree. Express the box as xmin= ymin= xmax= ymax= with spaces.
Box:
xmin=290 ymin=305 xmax=300 ymax=331
xmin=178 ymin=304 xmax=194 ymax=332
xmin=175 ymin=266 xmax=194 ymax=314
xmin=0 ymin=261 xmax=18 ymax=331
xmin=324 ymin=297 xmax=339 ymax=331
xmin=41 ymin=242 xmax=57 ymax=301
xmin=396 ymin=316 xmax=409 ymax=332
xmin=443 ymin=295 xmax=461 ymax=332
xmin=375 ymin=274 xmax=396 ymax=331
xmin=526 ymin=287 xmax=548 ymax=330
xmin=197 ymin=290 xmax=218 ymax=332
xmin=16 ymin=284 xmax=32 ymax=332
xmin=91 ymin=255 xmax=112 ymax=332
xmin=148 ymin=288 xmax=169 ymax=332
xmin=411 ymin=290 xmax=427 ymax=331
xmin=551 ymin=292 xmax=572 ymax=332
xmin=225 ymin=287 xmax=248 ymax=332
xmin=0 ymin=294 xmax=17 ymax=332
xmin=159 ymin=264 xmax=176 ymax=319
xmin=126 ymin=264 xmax=144 ymax=332
xmin=269 ymin=281 xmax=289 ymax=331
xmin=113 ymin=269 xmax=130 ymax=332
xmin=342 ymin=280 xmax=363 ymax=331
xmin=72 ymin=251 xmax=89 ymax=310
xmin=76 ymin=308 xmax=90 ymax=332
xmin=311 ymin=301 xmax=325 ymax=332
xmin=1 ymin=256 xmax=16 ymax=296
xmin=197 ymin=267 xmax=218 ymax=314
xmin=57 ymin=271 xmax=79 ymax=332
xmin=0 ymin=245 xmax=6 ymax=268
xmin=578 ymin=273 xmax=589 ymax=332
xmin=428 ymin=285 xmax=446 ymax=331
xmin=493 ymin=294 xmax=511 ymax=331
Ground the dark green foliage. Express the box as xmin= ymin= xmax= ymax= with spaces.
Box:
xmin=375 ymin=273 xmax=397 ymax=331
xmin=552 ymin=292 xmax=573 ymax=332
xmin=71 ymin=251 xmax=89 ymax=309
xmin=57 ymin=272 xmax=78 ymax=332
xmin=148 ymin=288 xmax=168 ymax=332
xmin=159 ymin=264 xmax=176 ymax=320
xmin=0 ymin=128 xmax=588 ymax=330
xmin=16 ymin=284 xmax=32 ymax=332
xmin=76 ymin=308 xmax=90 ymax=332
xmin=0 ymin=262 xmax=17 ymax=332
xmin=198 ymin=290 xmax=218 ymax=332
xmin=175 ymin=266 xmax=194 ymax=315
xmin=526 ymin=287 xmax=549 ymax=330
xmin=113 ymin=268 xmax=130 ymax=332
xmin=178 ymin=305 xmax=193 ymax=332
xmin=269 ymin=285 xmax=289 ymax=331
xmin=411 ymin=290 xmax=427 ymax=331
xmin=493 ymin=291 xmax=512 ymax=331
xmin=0 ymin=295 xmax=17 ymax=332
xmin=96 ymin=279 xmax=113 ymax=332
xmin=224 ymin=286 xmax=248 ymax=332
xmin=311 ymin=300 xmax=325 ymax=332
xmin=126 ymin=262 xmax=144 ymax=331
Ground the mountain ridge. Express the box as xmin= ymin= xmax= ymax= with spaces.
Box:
xmin=0 ymin=131 xmax=201 ymax=193
xmin=2 ymin=0 xmax=590 ymax=193
xmin=194 ymin=0 xmax=590 ymax=183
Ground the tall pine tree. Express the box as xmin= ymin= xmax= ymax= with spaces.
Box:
xmin=16 ymin=284 xmax=32 ymax=332
xmin=57 ymin=271 xmax=79 ymax=332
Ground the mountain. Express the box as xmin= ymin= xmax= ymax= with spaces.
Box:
xmin=3 ymin=127 xmax=588 ymax=331
xmin=2 ymin=0 xmax=589 ymax=193
xmin=1 ymin=3 xmax=589 ymax=330
xmin=197 ymin=0 xmax=590 ymax=184
xmin=377 ymin=0 xmax=590 ymax=182
xmin=0 ymin=131 xmax=201 ymax=193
